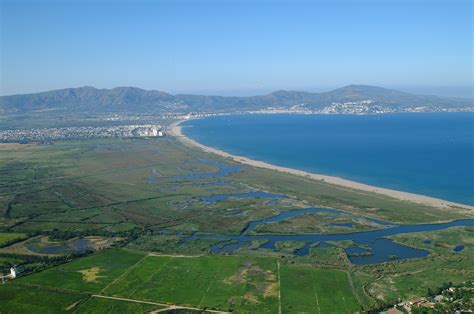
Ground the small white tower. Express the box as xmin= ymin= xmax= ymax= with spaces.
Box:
xmin=9 ymin=267 xmax=16 ymax=279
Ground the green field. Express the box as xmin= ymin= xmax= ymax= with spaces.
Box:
xmin=105 ymin=254 xmax=279 ymax=312
xmin=0 ymin=285 xmax=86 ymax=314
xmin=18 ymin=249 xmax=279 ymax=312
xmin=9 ymin=243 xmax=472 ymax=312
xmin=18 ymin=249 xmax=146 ymax=292
xmin=5 ymin=248 xmax=365 ymax=312
xmin=0 ymin=232 xmax=27 ymax=246
xmin=280 ymin=265 xmax=361 ymax=313
xmin=72 ymin=297 xmax=164 ymax=313
xmin=0 ymin=284 xmax=165 ymax=314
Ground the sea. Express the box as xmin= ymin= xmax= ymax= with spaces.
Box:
xmin=182 ymin=112 xmax=474 ymax=205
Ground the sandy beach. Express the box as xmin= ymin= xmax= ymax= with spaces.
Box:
xmin=169 ymin=119 xmax=474 ymax=212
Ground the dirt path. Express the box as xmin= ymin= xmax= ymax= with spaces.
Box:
xmin=65 ymin=301 xmax=81 ymax=311
xmin=346 ymin=271 xmax=363 ymax=306
xmin=277 ymin=260 xmax=282 ymax=314
xmin=92 ymin=295 xmax=167 ymax=306
xmin=147 ymin=252 xmax=203 ymax=258
xmin=100 ymin=254 xmax=148 ymax=294
xmin=198 ymin=261 xmax=226 ymax=308
xmin=92 ymin=295 xmax=228 ymax=313
xmin=309 ymin=271 xmax=322 ymax=314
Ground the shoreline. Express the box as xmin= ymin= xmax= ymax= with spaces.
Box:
xmin=169 ymin=119 xmax=474 ymax=211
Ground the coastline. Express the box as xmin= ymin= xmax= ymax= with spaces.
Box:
xmin=169 ymin=119 xmax=474 ymax=211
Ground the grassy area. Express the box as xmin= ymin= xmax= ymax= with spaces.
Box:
xmin=368 ymin=266 xmax=471 ymax=303
xmin=0 ymin=257 xmax=22 ymax=268
xmin=72 ymin=297 xmax=164 ymax=313
xmin=1 ymin=137 xmax=470 ymax=240
xmin=0 ymin=138 xmax=291 ymax=237
xmin=17 ymin=249 xmax=146 ymax=293
xmin=0 ymin=285 xmax=86 ymax=314
xmin=11 ymin=248 xmax=274 ymax=312
xmin=5 ymin=248 xmax=368 ymax=312
xmin=280 ymin=264 xmax=361 ymax=313
xmin=8 ymin=246 xmax=474 ymax=312
xmin=390 ymin=226 xmax=474 ymax=258
xmin=234 ymin=167 xmax=472 ymax=224
xmin=0 ymin=232 xmax=27 ymax=246
xmin=362 ymin=255 xmax=474 ymax=304
xmin=104 ymin=254 xmax=279 ymax=312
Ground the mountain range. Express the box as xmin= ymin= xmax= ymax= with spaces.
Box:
xmin=0 ymin=85 xmax=472 ymax=115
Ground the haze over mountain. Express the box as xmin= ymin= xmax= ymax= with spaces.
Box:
xmin=0 ymin=85 xmax=472 ymax=115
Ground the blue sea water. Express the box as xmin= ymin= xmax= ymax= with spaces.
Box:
xmin=183 ymin=113 xmax=474 ymax=205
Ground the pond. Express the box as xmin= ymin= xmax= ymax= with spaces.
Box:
xmin=453 ymin=245 xmax=465 ymax=253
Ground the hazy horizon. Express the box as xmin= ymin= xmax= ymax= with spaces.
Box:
xmin=1 ymin=0 xmax=472 ymax=98
xmin=1 ymin=84 xmax=473 ymax=99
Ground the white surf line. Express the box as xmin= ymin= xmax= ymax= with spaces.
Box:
xmin=277 ymin=260 xmax=282 ymax=314
xmin=170 ymin=119 xmax=474 ymax=212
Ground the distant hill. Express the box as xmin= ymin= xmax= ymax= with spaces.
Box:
xmin=0 ymin=84 xmax=472 ymax=115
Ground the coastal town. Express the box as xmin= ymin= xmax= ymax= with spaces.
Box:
xmin=1 ymin=98 xmax=472 ymax=143
xmin=0 ymin=124 xmax=165 ymax=142
xmin=249 ymin=100 xmax=474 ymax=115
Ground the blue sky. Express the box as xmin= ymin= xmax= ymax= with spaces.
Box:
xmin=1 ymin=0 xmax=472 ymax=97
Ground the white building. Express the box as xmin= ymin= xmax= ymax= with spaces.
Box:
xmin=9 ymin=267 xmax=16 ymax=279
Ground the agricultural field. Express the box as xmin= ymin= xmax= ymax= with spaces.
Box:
xmin=16 ymin=249 xmax=279 ymax=312
xmin=17 ymin=249 xmax=146 ymax=293
xmin=71 ymin=297 xmax=165 ymax=313
xmin=0 ymin=283 xmax=166 ymax=314
xmin=280 ymin=265 xmax=361 ymax=313
xmin=105 ymin=254 xmax=279 ymax=312
xmin=0 ymin=285 xmax=86 ymax=314
xmin=4 ymin=248 xmax=366 ymax=313
xmin=11 ymin=246 xmax=471 ymax=313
